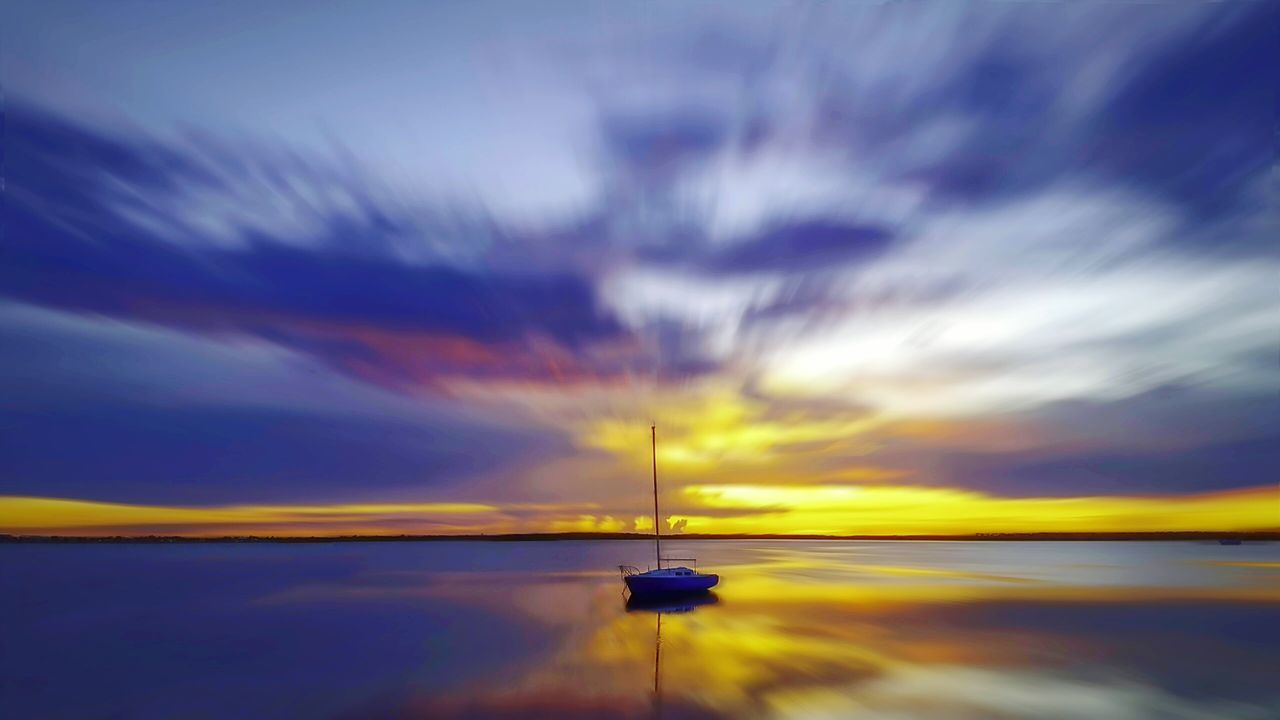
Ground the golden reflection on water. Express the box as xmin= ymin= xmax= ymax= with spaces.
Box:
xmin=384 ymin=542 xmax=1280 ymax=719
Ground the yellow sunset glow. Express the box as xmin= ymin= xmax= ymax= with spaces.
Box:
xmin=580 ymin=388 xmax=892 ymax=470
xmin=2 ymin=483 xmax=1275 ymax=536
xmin=548 ymin=514 xmax=630 ymax=533
xmin=0 ymin=497 xmax=501 ymax=536
xmin=676 ymin=484 xmax=1280 ymax=534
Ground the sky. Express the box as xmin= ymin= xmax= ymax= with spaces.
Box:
xmin=2 ymin=0 xmax=1277 ymax=536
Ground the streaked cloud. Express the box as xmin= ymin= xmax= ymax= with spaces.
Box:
xmin=2 ymin=0 xmax=1276 ymax=533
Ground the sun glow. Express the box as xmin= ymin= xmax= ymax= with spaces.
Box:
xmin=0 ymin=497 xmax=505 ymax=536
xmin=2 ymin=483 xmax=1275 ymax=536
xmin=580 ymin=388 xmax=894 ymax=470
xmin=677 ymin=484 xmax=1280 ymax=535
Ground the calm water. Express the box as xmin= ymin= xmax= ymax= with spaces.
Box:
xmin=2 ymin=540 xmax=1278 ymax=719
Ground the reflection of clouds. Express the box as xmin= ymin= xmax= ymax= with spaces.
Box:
xmin=768 ymin=666 xmax=1280 ymax=720
xmin=519 ymin=592 xmax=1280 ymax=719
xmin=255 ymin=541 xmax=1280 ymax=719
xmin=472 ymin=584 xmax=1280 ymax=719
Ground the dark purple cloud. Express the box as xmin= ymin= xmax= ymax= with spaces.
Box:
xmin=600 ymin=110 xmax=728 ymax=182
xmin=935 ymin=435 xmax=1280 ymax=498
xmin=0 ymin=309 xmax=569 ymax=504
xmin=2 ymin=101 xmax=625 ymax=386
xmin=707 ymin=220 xmax=894 ymax=275
xmin=812 ymin=1 xmax=1275 ymax=241
xmin=900 ymin=385 xmax=1280 ymax=497
xmin=1091 ymin=4 xmax=1277 ymax=226
xmin=635 ymin=220 xmax=896 ymax=277
xmin=0 ymin=400 xmax=546 ymax=504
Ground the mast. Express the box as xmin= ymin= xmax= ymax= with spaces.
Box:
xmin=651 ymin=422 xmax=662 ymax=568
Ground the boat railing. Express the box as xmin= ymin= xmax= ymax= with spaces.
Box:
xmin=619 ymin=565 xmax=641 ymax=578
xmin=659 ymin=557 xmax=697 ymax=571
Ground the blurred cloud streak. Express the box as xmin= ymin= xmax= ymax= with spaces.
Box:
xmin=2 ymin=0 xmax=1276 ymax=532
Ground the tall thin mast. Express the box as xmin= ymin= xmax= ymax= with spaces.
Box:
xmin=651 ymin=422 xmax=662 ymax=568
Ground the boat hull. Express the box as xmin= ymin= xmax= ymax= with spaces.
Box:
xmin=625 ymin=573 xmax=719 ymax=597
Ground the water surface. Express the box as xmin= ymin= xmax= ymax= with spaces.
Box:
xmin=3 ymin=540 xmax=1278 ymax=718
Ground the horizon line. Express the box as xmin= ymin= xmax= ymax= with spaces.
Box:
xmin=4 ymin=530 xmax=1278 ymax=544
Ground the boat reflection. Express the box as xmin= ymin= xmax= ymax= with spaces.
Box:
xmin=626 ymin=591 xmax=720 ymax=614
xmin=624 ymin=591 xmax=719 ymax=719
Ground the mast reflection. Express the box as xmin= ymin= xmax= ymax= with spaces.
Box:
xmin=624 ymin=593 xmax=719 ymax=719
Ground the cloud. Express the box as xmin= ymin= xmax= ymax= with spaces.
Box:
xmin=801 ymin=2 xmax=1274 ymax=224
xmin=599 ymin=110 xmax=728 ymax=184
xmin=676 ymin=483 xmax=1280 ymax=535
xmin=936 ymin=436 xmax=1280 ymax=498
xmin=573 ymin=4 xmax=1276 ymax=428
xmin=1090 ymin=3 xmax=1278 ymax=226
xmin=755 ymin=184 xmax=1277 ymax=417
xmin=0 ymin=303 xmax=564 ymax=505
xmin=3 ymin=100 xmax=628 ymax=391
xmin=3 ymin=1 xmax=1277 ymax=522
xmin=680 ymin=220 xmax=895 ymax=276
xmin=0 ymin=400 xmax=544 ymax=505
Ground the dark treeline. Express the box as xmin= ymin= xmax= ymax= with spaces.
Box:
xmin=3 ymin=531 xmax=1277 ymax=544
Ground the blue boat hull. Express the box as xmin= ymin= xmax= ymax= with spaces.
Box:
xmin=625 ymin=573 xmax=719 ymax=596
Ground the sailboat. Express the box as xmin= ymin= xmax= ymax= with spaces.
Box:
xmin=619 ymin=424 xmax=719 ymax=597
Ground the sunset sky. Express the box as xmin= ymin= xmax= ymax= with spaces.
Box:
xmin=2 ymin=1 xmax=1277 ymax=536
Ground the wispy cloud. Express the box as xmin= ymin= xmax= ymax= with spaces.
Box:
xmin=2 ymin=0 xmax=1276 ymax=531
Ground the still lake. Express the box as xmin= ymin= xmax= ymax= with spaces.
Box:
xmin=2 ymin=540 xmax=1278 ymax=719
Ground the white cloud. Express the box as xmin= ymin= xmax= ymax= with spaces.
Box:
xmin=756 ymin=185 xmax=1278 ymax=415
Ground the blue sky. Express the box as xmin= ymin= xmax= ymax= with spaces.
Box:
xmin=2 ymin=1 xmax=1276 ymax=535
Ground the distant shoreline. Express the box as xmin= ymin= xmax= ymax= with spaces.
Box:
xmin=3 ymin=531 xmax=1277 ymax=544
